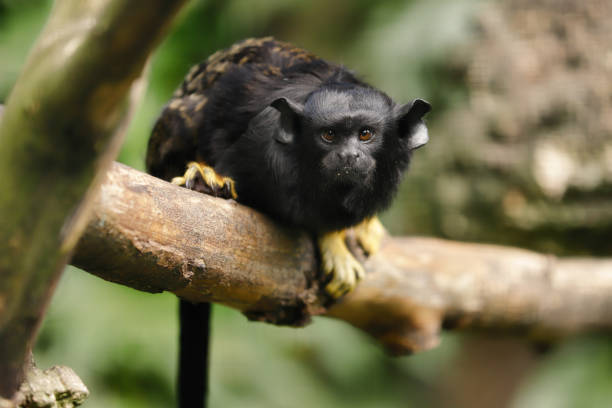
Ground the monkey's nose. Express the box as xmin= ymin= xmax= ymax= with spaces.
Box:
xmin=337 ymin=151 xmax=361 ymax=166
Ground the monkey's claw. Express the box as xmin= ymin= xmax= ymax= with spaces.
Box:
xmin=354 ymin=217 xmax=385 ymax=255
xmin=318 ymin=231 xmax=365 ymax=298
xmin=172 ymin=161 xmax=237 ymax=199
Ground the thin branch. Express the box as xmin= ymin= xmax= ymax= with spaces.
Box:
xmin=0 ymin=0 xmax=187 ymax=398
xmin=73 ymin=162 xmax=612 ymax=355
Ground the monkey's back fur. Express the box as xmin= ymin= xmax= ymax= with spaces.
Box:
xmin=147 ymin=37 xmax=419 ymax=232
xmin=147 ymin=38 xmax=353 ymax=178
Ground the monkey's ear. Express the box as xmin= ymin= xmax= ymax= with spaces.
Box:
xmin=270 ymin=97 xmax=304 ymax=144
xmin=396 ymin=99 xmax=431 ymax=150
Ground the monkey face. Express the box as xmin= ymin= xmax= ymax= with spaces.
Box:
xmin=303 ymin=88 xmax=388 ymax=185
xmin=270 ymin=86 xmax=430 ymax=194
xmin=317 ymin=128 xmax=378 ymax=184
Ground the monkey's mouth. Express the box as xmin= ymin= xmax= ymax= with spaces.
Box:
xmin=329 ymin=165 xmax=373 ymax=185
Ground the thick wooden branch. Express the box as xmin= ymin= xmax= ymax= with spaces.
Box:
xmin=72 ymin=162 xmax=612 ymax=355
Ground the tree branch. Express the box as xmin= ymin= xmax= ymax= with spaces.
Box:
xmin=0 ymin=0 xmax=187 ymax=397
xmin=73 ymin=162 xmax=612 ymax=355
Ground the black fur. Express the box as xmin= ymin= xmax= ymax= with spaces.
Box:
xmin=148 ymin=38 xmax=430 ymax=232
xmin=214 ymin=83 xmax=429 ymax=231
xmin=146 ymin=37 xmax=430 ymax=408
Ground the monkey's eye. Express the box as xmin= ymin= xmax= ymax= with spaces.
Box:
xmin=321 ymin=129 xmax=335 ymax=143
xmin=359 ymin=128 xmax=374 ymax=142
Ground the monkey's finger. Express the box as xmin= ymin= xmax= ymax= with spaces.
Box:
xmin=326 ymin=279 xmax=349 ymax=298
xmin=222 ymin=178 xmax=238 ymax=199
xmin=171 ymin=176 xmax=186 ymax=186
xmin=355 ymin=217 xmax=385 ymax=256
xmin=325 ymin=269 xmax=349 ymax=297
xmin=325 ymin=269 xmax=343 ymax=296
xmin=326 ymin=261 xmax=358 ymax=297
xmin=325 ymin=280 xmax=341 ymax=297
xmin=353 ymin=262 xmax=366 ymax=281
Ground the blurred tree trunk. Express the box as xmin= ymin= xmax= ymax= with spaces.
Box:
xmin=0 ymin=0 xmax=187 ymax=400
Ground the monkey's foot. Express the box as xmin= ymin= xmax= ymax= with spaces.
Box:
xmin=354 ymin=216 xmax=385 ymax=255
xmin=318 ymin=231 xmax=365 ymax=298
xmin=171 ymin=161 xmax=237 ymax=199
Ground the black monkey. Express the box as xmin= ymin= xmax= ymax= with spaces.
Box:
xmin=146 ymin=37 xmax=430 ymax=407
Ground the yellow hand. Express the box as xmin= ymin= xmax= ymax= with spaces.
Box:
xmin=354 ymin=216 xmax=385 ymax=255
xmin=172 ymin=161 xmax=237 ymax=199
xmin=318 ymin=230 xmax=365 ymax=298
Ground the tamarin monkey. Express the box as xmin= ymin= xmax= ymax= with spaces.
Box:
xmin=146 ymin=37 xmax=430 ymax=407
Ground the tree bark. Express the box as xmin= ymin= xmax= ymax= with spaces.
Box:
xmin=0 ymin=0 xmax=187 ymax=398
xmin=72 ymin=162 xmax=612 ymax=355
xmin=0 ymin=355 xmax=88 ymax=408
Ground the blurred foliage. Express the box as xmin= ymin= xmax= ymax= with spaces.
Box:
xmin=2 ymin=0 xmax=611 ymax=407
